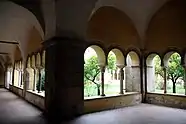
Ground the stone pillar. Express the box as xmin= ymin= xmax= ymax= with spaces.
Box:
xmin=125 ymin=66 xmax=141 ymax=92
xmin=44 ymin=37 xmax=84 ymax=121
xmin=32 ymin=69 xmax=36 ymax=91
xmin=99 ymin=65 xmax=105 ymax=96
xmin=163 ymin=66 xmax=167 ymax=94
xmin=37 ymin=68 xmax=42 ymax=93
xmin=118 ymin=66 xmax=124 ymax=94
xmin=12 ymin=63 xmax=15 ymax=86
xmin=183 ymin=66 xmax=186 ymax=95
xmin=114 ymin=70 xmax=117 ymax=80
xmin=146 ymin=65 xmax=155 ymax=92
xmin=23 ymin=61 xmax=29 ymax=97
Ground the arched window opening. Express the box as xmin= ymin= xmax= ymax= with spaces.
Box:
xmin=13 ymin=61 xmax=23 ymax=88
xmin=5 ymin=65 xmax=13 ymax=89
xmin=36 ymin=52 xmax=45 ymax=96
xmin=84 ymin=45 xmax=106 ymax=98
xmin=26 ymin=53 xmax=45 ymax=97
xmin=26 ymin=57 xmax=35 ymax=91
xmin=146 ymin=54 xmax=163 ymax=93
xmin=105 ymin=49 xmax=125 ymax=95
xmin=126 ymin=51 xmax=140 ymax=92
xmin=166 ymin=53 xmax=184 ymax=95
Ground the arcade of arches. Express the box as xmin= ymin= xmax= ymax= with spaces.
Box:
xmin=1 ymin=0 xmax=186 ymax=122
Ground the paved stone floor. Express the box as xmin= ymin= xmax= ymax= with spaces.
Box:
xmin=0 ymin=88 xmax=186 ymax=124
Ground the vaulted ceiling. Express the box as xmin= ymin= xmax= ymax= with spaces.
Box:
xmin=0 ymin=0 xmax=185 ymax=66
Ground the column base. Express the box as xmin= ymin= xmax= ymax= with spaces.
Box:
xmin=101 ymin=94 xmax=105 ymax=96
xmin=119 ymin=92 xmax=124 ymax=95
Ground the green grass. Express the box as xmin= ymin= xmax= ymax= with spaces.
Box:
xmin=154 ymin=84 xmax=185 ymax=95
xmin=84 ymin=81 xmax=121 ymax=97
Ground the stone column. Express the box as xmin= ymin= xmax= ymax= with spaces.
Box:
xmin=12 ymin=63 xmax=15 ymax=86
xmin=146 ymin=65 xmax=155 ymax=92
xmin=163 ymin=66 xmax=167 ymax=94
xmin=37 ymin=68 xmax=42 ymax=93
xmin=20 ymin=70 xmax=23 ymax=87
xmin=99 ymin=65 xmax=105 ymax=96
xmin=43 ymin=37 xmax=84 ymax=121
xmin=183 ymin=66 xmax=186 ymax=95
xmin=118 ymin=66 xmax=124 ymax=94
xmin=23 ymin=61 xmax=29 ymax=97
xmin=32 ymin=69 xmax=36 ymax=91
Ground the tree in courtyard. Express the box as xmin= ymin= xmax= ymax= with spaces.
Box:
xmin=107 ymin=52 xmax=116 ymax=71
xmin=84 ymin=54 xmax=116 ymax=96
xmin=84 ymin=56 xmax=101 ymax=95
xmin=155 ymin=53 xmax=184 ymax=93
xmin=167 ymin=53 xmax=184 ymax=93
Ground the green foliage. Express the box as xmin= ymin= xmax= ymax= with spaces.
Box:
xmin=84 ymin=56 xmax=100 ymax=84
xmin=154 ymin=56 xmax=164 ymax=90
xmin=107 ymin=52 xmax=116 ymax=71
xmin=84 ymin=54 xmax=116 ymax=96
xmin=167 ymin=53 xmax=184 ymax=83
xmin=154 ymin=53 xmax=184 ymax=93
xmin=36 ymin=70 xmax=45 ymax=91
xmin=154 ymin=56 xmax=163 ymax=77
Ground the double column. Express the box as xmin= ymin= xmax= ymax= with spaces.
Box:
xmin=183 ymin=66 xmax=186 ymax=95
xmin=117 ymin=65 xmax=125 ymax=94
xmin=44 ymin=37 xmax=85 ymax=121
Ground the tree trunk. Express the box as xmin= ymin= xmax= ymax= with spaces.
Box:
xmin=173 ymin=82 xmax=176 ymax=93
xmin=97 ymin=85 xmax=100 ymax=96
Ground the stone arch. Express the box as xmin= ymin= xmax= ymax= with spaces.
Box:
xmin=26 ymin=55 xmax=35 ymax=91
xmin=146 ymin=0 xmax=186 ymax=52
xmin=163 ymin=50 xmax=182 ymax=67
xmin=27 ymin=56 xmax=31 ymax=68
xmin=0 ymin=1 xmax=44 ymax=61
xmin=126 ymin=51 xmax=140 ymax=66
xmin=125 ymin=50 xmax=140 ymax=92
xmin=93 ymin=0 xmax=171 ymax=42
xmin=107 ymin=48 xmax=125 ymax=67
xmin=36 ymin=53 xmax=41 ymax=68
xmin=11 ymin=0 xmax=45 ymax=32
xmin=87 ymin=6 xmax=140 ymax=49
xmin=146 ymin=53 xmax=162 ymax=66
xmin=85 ymin=45 xmax=106 ymax=66
xmin=146 ymin=53 xmax=162 ymax=92
xmin=31 ymin=55 xmax=36 ymax=68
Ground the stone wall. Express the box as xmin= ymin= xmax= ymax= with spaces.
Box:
xmin=9 ymin=85 xmax=45 ymax=109
xmin=9 ymin=85 xmax=23 ymax=97
xmin=146 ymin=93 xmax=186 ymax=109
xmin=25 ymin=91 xmax=45 ymax=110
xmin=125 ymin=66 xmax=141 ymax=92
xmin=9 ymin=85 xmax=142 ymax=113
xmin=84 ymin=93 xmax=142 ymax=113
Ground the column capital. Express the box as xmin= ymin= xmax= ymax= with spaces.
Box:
xmin=162 ymin=66 xmax=168 ymax=70
xmin=116 ymin=64 xmax=125 ymax=69
xmin=98 ymin=65 xmax=106 ymax=72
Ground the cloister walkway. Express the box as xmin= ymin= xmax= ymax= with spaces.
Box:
xmin=0 ymin=88 xmax=186 ymax=124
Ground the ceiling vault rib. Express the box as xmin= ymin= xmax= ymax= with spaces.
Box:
xmin=0 ymin=41 xmax=18 ymax=45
